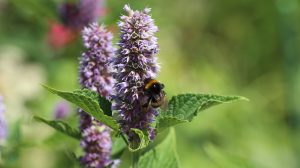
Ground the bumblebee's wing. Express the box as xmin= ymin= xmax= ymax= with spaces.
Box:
xmin=159 ymin=96 xmax=168 ymax=111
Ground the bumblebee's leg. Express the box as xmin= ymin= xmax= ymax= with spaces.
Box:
xmin=146 ymin=99 xmax=152 ymax=112
xmin=141 ymin=98 xmax=152 ymax=113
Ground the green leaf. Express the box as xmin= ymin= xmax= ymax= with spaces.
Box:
xmin=138 ymin=128 xmax=180 ymax=168
xmin=65 ymin=152 xmax=82 ymax=168
xmin=203 ymin=144 xmax=253 ymax=168
xmin=157 ymin=94 xmax=248 ymax=131
xmin=34 ymin=116 xmax=81 ymax=140
xmin=42 ymin=85 xmax=119 ymax=131
xmin=156 ymin=116 xmax=188 ymax=132
xmin=111 ymin=137 xmax=127 ymax=159
xmin=2 ymin=119 xmax=22 ymax=166
xmin=128 ymin=129 xmax=150 ymax=152
xmin=98 ymin=96 xmax=112 ymax=116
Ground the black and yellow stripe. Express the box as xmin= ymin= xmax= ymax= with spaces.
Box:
xmin=144 ymin=79 xmax=159 ymax=90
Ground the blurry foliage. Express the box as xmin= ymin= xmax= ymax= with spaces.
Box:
xmin=0 ymin=0 xmax=299 ymax=167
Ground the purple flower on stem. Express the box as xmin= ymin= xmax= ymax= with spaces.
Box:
xmin=80 ymin=123 xmax=118 ymax=168
xmin=78 ymin=0 xmax=105 ymax=27
xmin=0 ymin=95 xmax=7 ymax=141
xmin=79 ymin=23 xmax=118 ymax=168
xmin=54 ymin=101 xmax=71 ymax=119
xmin=59 ymin=2 xmax=79 ymax=28
xmin=112 ymin=4 xmax=160 ymax=142
xmin=79 ymin=23 xmax=115 ymax=97
xmin=59 ymin=0 xmax=105 ymax=30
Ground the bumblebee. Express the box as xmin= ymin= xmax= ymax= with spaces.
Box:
xmin=141 ymin=78 xmax=166 ymax=109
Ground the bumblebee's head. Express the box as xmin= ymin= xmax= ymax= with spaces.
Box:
xmin=144 ymin=79 xmax=165 ymax=94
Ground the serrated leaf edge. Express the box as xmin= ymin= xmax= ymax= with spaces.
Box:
xmin=33 ymin=116 xmax=81 ymax=140
xmin=42 ymin=85 xmax=120 ymax=131
xmin=156 ymin=94 xmax=248 ymax=132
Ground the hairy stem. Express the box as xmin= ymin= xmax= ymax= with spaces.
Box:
xmin=132 ymin=151 xmax=139 ymax=168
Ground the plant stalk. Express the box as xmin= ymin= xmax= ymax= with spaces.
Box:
xmin=132 ymin=150 xmax=139 ymax=168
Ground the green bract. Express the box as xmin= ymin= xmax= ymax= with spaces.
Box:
xmin=129 ymin=128 xmax=150 ymax=152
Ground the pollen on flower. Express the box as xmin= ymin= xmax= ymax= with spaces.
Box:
xmin=112 ymin=4 xmax=160 ymax=142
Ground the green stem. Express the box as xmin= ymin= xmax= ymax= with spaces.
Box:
xmin=132 ymin=151 xmax=139 ymax=168
xmin=120 ymin=133 xmax=129 ymax=146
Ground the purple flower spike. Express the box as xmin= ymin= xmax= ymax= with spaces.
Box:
xmin=54 ymin=101 xmax=71 ymax=119
xmin=79 ymin=23 xmax=118 ymax=168
xmin=0 ymin=95 xmax=7 ymax=141
xmin=112 ymin=4 xmax=160 ymax=142
xmin=59 ymin=0 xmax=104 ymax=30
xmin=80 ymin=23 xmax=115 ymax=99
xmin=58 ymin=2 xmax=79 ymax=28
xmin=78 ymin=0 xmax=104 ymax=27
xmin=80 ymin=122 xmax=115 ymax=168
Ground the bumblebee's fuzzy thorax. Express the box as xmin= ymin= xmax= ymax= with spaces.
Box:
xmin=144 ymin=79 xmax=159 ymax=90
xmin=143 ymin=78 xmax=166 ymax=108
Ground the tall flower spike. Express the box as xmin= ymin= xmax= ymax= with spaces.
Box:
xmin=112 ymin=4 xmax=160 ymax=142
xmin=80 ymin=23 xmax=115 ymax=98
xmin=79 ymin=23 xmax=118 ymax=168
xmin=0 ymin=95 xmax=7 ymax=141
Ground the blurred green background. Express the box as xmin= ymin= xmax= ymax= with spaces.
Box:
xmin=0 ymin=0 xmax=300 ymax=167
